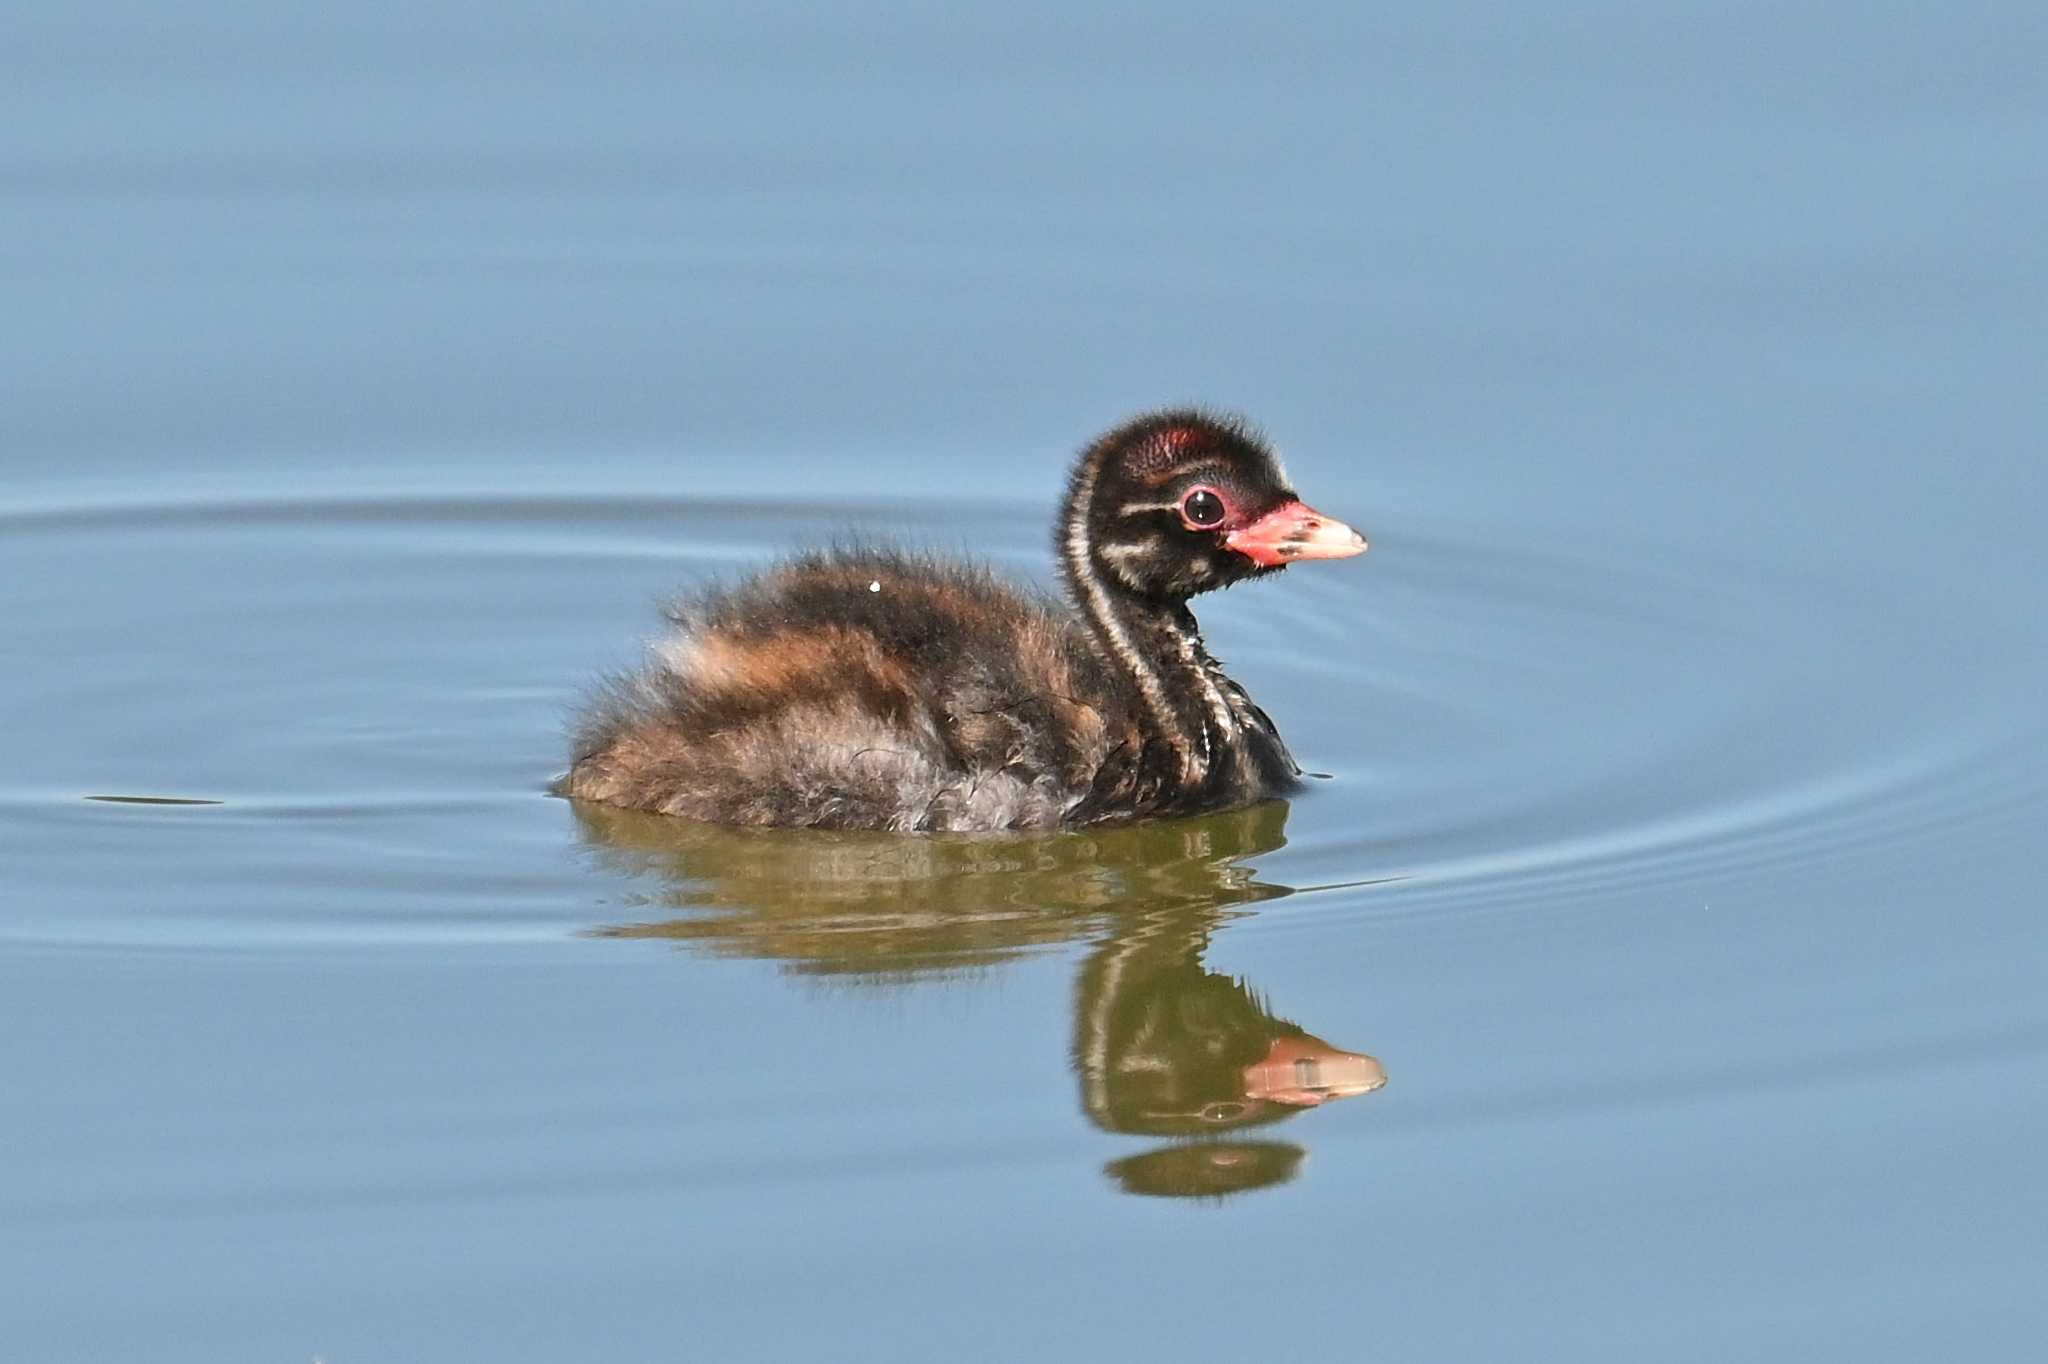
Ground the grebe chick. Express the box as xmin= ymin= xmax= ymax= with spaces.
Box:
xmin=561 ymin=410 xmax=1366 ymax=832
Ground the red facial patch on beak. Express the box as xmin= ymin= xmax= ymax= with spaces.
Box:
xmin=1224 ymin=500 xmax=1368 ymax=566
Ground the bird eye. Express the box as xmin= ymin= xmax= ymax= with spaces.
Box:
xmin=1181 ymin=488 xmax=1227 ymax=528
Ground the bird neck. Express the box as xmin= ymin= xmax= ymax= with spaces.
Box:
xmin=1059 ymin=469 xmax=1240 ymax=792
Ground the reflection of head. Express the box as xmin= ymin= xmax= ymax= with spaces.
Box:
xmin=1080 ymin=960 xmax=1308 ymax=1135
xmin=1105 ymin=1141 xmax=1305 ymax=1199
xmin=1074 ymin=915 xmax=1385 ymax=1138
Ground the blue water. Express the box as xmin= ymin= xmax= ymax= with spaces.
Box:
xmin=5 ymin=4 xmax=2046 ymax=1360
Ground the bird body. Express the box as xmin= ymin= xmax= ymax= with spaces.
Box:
xmin=561 ymin=411 xmax=1365 ymax=832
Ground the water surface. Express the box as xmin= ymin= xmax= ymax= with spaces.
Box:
xmin=5 ymin=3 xmax=2046 ymax=1360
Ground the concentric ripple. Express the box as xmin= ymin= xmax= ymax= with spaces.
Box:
xmin=0 ymin=486 xmax=2038 ymax=951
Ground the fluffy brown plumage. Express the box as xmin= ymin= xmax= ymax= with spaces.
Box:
xmin=559 ymin=410 xmax=1366 ymax=831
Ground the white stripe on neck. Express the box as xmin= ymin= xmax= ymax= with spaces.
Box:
xmin=1065 ymin=458 xmax=1201 ymax=783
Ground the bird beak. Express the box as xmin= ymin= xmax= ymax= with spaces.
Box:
xmin=1224 ymin=500 xmax=1368 ymax=567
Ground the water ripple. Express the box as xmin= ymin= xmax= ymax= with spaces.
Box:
xmin=2 ymin=487 xmax=2036 ymax=949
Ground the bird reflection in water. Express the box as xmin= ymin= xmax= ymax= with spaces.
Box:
xmin=571 ymin=799 xmax=1384 ymax=1198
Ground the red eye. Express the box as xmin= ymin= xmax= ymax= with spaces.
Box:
xmin=1181 ymin=487 xmax=1228 ymax=528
